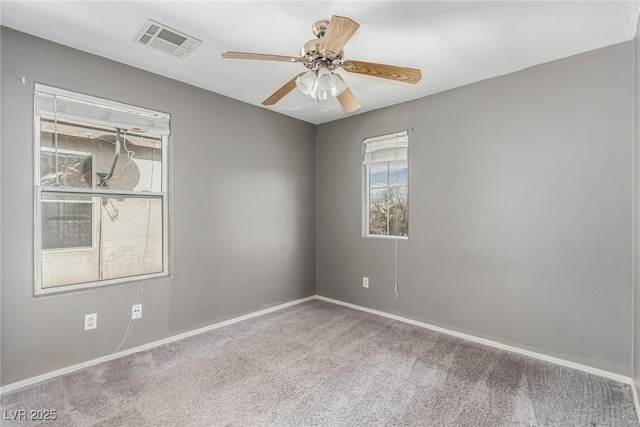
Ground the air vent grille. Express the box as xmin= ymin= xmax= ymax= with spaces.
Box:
xmin=134 ymin=19 xmax=202 ymax=60
xmin=147 ymin=24 xmax=160 ymax=35
xmin=139 ymin=34 xmax=152 ymax=45
xmin=157 ymin=29 xmax=187 ymax=46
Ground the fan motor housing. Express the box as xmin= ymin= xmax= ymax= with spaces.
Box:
xmin=301 ymin=20 xmax=344 ymax=71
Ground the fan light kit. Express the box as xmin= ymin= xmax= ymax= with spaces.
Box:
xmin=221 ymin=15 xmax=422 ymax=114
xmin=296 ymin=64 xmax=348 ymax=102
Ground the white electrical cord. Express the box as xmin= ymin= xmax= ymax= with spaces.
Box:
xmin=393 ymin=160 xmax=400 ymax=299
xmin=113 ymin=140 xmax=156 ymax=354
xmin=113 ymin=201 xmax=151 ymax=353
xmin=394 ymin=237 xmax=399 ymax=299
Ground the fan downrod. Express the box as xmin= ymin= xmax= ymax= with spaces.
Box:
xmin=312 ymin=20 xmax=329 ymax=38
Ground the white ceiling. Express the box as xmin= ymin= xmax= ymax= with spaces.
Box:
xmin=1 ymin=1 xmax=639 ymax=124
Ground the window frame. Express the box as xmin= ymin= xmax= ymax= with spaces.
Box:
xmin=362 ymin=131 xmax=409 ymax=240
xmin=33 ymin=85 xmax=170 ymax=295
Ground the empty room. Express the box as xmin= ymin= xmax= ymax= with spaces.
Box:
xmin=2 ymin=1 xmax=640 ymax=425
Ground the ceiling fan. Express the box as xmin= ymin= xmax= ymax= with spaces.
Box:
xmin=221 ymin=15 xmax=422 ymax=114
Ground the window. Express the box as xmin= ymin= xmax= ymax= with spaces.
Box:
xmin=34 ymin=84 xmax=170 ymax=294
xmin=363 ymin=131 xmax=409 ymax=238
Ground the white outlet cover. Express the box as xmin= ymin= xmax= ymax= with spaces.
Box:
xmin=363 ymin=277 xmax=369 ymax=288
xmin=84 ymin=313 xmax=97 ymax=331
xmin=132 ymin=304 xmax=142 ymax=320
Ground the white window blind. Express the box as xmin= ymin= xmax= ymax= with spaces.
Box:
xmin=34 ymin=84 xmax=170 ymax=136
xmin=362 ymin=131 xmax=408 ymax=165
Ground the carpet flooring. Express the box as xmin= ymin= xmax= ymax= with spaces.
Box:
xmin=1 ymin=300 xmax=638 ymax=426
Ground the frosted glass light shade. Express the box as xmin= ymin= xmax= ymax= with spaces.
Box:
xmin=309 ymin=80 xmax=328 ymax=102
xmin=296 ymin=71 xmax=317 ymax=95
xmin=317 ymin=67 xmax=336 ymax=92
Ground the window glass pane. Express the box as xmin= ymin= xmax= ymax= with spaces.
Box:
xmin=40 ymin=119 xmax=163 ymax=192
xmin=369 ymin=162 xmax=388 ymax=188
xmin=369 ymin=188 xmax=389 ymax=235
xmin=41 ymin=150 xmax=93 ymax=188
xmin=389 ymin=186 xmax=409 ymax=237
xmin=390 ymin=160 xmax=408 ymax=187
xmin=42 ymin=197 xmax=93 ymax=250
xmin=40 ymin=192 xmax=163 ymax=288
xmin=388 ymin=161 xmax=397 ymax=186
xmin=366 ymin=161 xmax=408 ymax=237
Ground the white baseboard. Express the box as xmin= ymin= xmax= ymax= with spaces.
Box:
xmin=2 ymin=293 xmax=635 ymax=399
xmin=315 ymin=295 xmax=633 ymax=385
xmin=0 ymin=295 xmax=315 ymax=395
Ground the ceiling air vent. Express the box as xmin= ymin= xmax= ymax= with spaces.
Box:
xmin=134 ymin=19 xmax=202 ymax=60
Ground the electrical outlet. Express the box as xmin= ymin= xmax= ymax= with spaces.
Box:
xmin=363 ymin=277 xmax=369 ymax=288
xmin=84 ymin=313 xmax=97 ymax=331
xmin=132 ymin=304 xmax=142 ymax=320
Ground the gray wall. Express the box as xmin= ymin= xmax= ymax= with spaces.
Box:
xmin=0 ymin=27 xmax=316 ymax=385
xmin=316 ymin=42 xmax=634 ymax=375
xmin=2 ymin=25 xmax=636 ymax=387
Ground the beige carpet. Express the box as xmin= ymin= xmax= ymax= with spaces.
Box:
xmin=1 ymin=300 xmax=638 ymax=426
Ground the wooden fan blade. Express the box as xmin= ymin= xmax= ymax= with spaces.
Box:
xmin=319 ymin=16 xmax=360 ymax=58
xmin=337 ymin=88 xmax=360 ymax=113
xmin=342 ymin=60 xmax=422 ymax=84
xmin=262 ymin=73 xmax=305 ymax=106
xmin=334 ymin=75 xmax=360 ymax=113
xmin=222 ymin=51 xmax=304 ymax=63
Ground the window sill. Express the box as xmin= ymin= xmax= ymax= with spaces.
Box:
xmin=34 ymin=271 xmax=169 ymax=295
xmin=363 ymin=234 xmax=408 ymax=240
xmin=42 ymin=247 xmax=95 ymax=254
